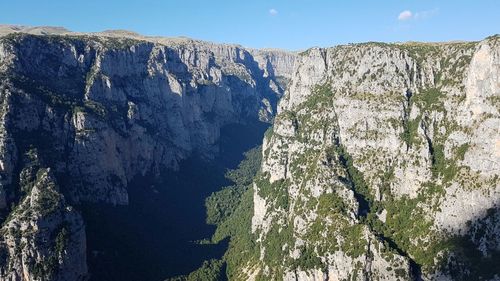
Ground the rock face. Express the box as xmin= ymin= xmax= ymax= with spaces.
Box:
xmin=0 ymin=167 xmax=86 ymax=281
xmin=241 ymin=36 xmax=500 ymax=280
xmin=0 ymin=30 xmax=295 ymax=280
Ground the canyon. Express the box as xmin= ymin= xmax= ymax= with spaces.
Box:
xmin=0 ymin=26 xmax=498 ymax=281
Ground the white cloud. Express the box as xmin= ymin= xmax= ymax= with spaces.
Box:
xmin=398 ymin=10 xmax=413 ymax=21
xmin=269 ymin=8 xmax=278 ymax=16
xmin=397 ymin=8 xmax=438 ymax=21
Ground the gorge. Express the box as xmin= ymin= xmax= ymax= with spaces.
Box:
xmin=0 ymin=26 xmax=498 ymax=281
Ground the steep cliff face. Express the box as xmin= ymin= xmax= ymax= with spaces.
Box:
xmin=237 ymin=36 xmax=500 ymax=280
xmin=0 ymin=31 xmax=295 ymax=280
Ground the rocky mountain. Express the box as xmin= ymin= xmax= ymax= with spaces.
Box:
xmin=0 ymin=27 xmax=295 ymax=281
xmin=0 ymin=24 xmax=498 ymax=281
xmin=214 ymin=35 xmax=499 ymax=280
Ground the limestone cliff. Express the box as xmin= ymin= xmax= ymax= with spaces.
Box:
xmin=237 ymin=36 xmax=500 ymax=280
xmin=0 ymin=29 xmax=295 ymax=280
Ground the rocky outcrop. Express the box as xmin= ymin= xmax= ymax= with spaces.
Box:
xmin=0 ymin=29 xmax=295 ymax=280
xmin=243 ymin=36 xmax=500 ymax=280
xmin=0 ymin=167 xmax=86 ymax=281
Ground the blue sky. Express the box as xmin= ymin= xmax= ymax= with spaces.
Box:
xmin=0 ymin=0 xmax=498 ymax=50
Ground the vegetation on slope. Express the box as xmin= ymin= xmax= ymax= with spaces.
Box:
xmin=171 ymin=147 xmax=262 ymax=280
